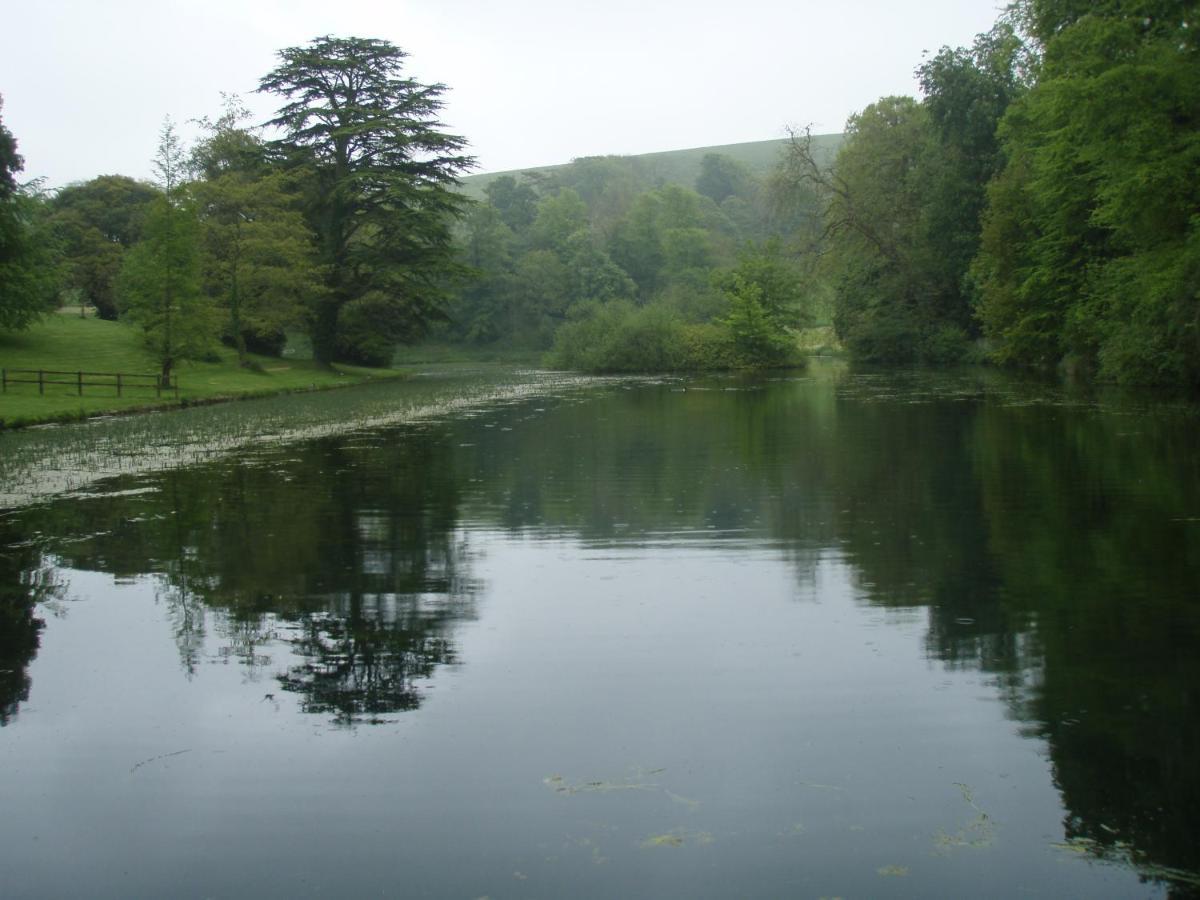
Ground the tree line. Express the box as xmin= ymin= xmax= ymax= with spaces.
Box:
xmin=440 ymin=149 xmax=823 ymax=370
xmin=779 ymin=0 xmax=1198 ymax=386
xmin=0 ymin=36 xmax=471 ymax=381
xmin=3 ymin=0 xmax=1197 ymax=386
xmin=441 ymin=0 xmax=1197 ymax=385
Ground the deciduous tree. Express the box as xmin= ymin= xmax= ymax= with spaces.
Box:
xmin=49 ymin=174 xmax=157 ymax=319
xmin=0 ymin=96 xmax=57 ymax=331
xmin=190 ymin=98 xmax=321 ymax=363
xmin=119 ymin=120 xmax=215 ymax=382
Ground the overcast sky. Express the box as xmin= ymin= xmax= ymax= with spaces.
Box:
xmin=2 ymin=0 xmax=1005 ymax=189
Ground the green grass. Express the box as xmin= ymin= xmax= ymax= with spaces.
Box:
xmin=0 ymin=313 xmax=404 ymax=429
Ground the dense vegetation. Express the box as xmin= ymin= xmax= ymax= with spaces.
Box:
xmin=440 ymin=146 xmax=829 ymax=371
xmin=2 ymin=0 xmax=1197 ymax=386
xmin=440 ymin=0 xmax=1198 ymax=384
xmin=776 ymin=0 xmax=1198 ymax=386
xmin=0 ymin=36 xmax=468 ymax=380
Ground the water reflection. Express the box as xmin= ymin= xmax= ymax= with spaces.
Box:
xmin=9 ymin=431 xmax=478 ymax=723
xmin=1 ymin=369 xmax=1198 ymax=893
xmin=0 ymin=525 xmax=48 ymax=724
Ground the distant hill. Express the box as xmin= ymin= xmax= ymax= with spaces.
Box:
xmin=461 ymin=133 xmax=843 ymax=197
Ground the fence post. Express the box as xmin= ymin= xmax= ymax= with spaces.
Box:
xmin=78 ymin=371 xmax=83 ymax=396
xmin=38 ymin=370 xmax=44 ymax=395
xmin=1 ymin=369 xmax=6 ymax=393
xmin=117 ymin=373 xmax=122 ymax=397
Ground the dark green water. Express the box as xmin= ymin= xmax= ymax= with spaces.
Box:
xmin=1 ymin=364 xmax=1198 ymax=898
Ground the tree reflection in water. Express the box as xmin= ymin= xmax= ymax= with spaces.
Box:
xmin=1 ymin=372 xmax=1197 ymax=891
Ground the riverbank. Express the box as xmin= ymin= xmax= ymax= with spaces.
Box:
xmin=0 ymin=315 xmax=405 ymax=430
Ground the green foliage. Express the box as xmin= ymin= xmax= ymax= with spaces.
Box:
xmin=190 ymin=99 xmax=321 ymax=364
xmin=119 ymin=196 xmax=215 ymax=376
xmin=695 ymin=152 xmax=754 ymax=205
xmin=815 ymin=98 xmax=943 ymax=362
xmin=448 ymin=142 xmax=820 ymax=371
xmin=549 ymin=301 xmax=685 ymax=372
xmin=0 ymin=100 xmax=58 ymax=332
xmin=716 ymin=238 xmax=812 ymax=329
xmin=0 ymin=98 xmax=18 ymax=202
xmin=118 ymin=121 xmax=216 ymax=380
xmin=563 ymin=231 xmax=636 ymax=304
xmin=721 ymin=277 xmax=797 ymax=367
xmin=48 ymin=175 xmax=157 ymax=320
xmin=0 ymin=191 xmax=59 ymax=332
xmin=974 ymin=2 xmax=1200 ymax=385
xmin=607 ymin=184 xmax=729 ymax=299
xmin=334 ymin=293 xmax=407 ymax=366
xmin=530 ymin=188 xmax=589 ymax=252
xmin=483 ymin=175 xmax=538 ymax=232
xmin=260 ymin=35 xmax=472 ymax=365
xmin=770 ymin=20 xmax=1027 ymax=367
xmin=0 ymin=315 xmax=402 ymax=427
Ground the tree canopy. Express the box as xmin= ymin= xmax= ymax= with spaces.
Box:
xmin=0 ymin=96 xmax=57 ymax=332
xmin=973 ymin=0 xmax=1200 ymax=385
xmin=118 ymin=121 xmax=215 ymax=382
xmin=49 ymin=175 xmax=157 ymax=320
xmin=259 ymin=35 xmax=473 ymax=365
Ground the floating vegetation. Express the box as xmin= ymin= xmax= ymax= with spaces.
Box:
xmin=0 ymin=367 xmax=622 ymax=509
xmin=641 ymin=828 xmax=713 ymax=849
xmin=877 ymin=865 xmax=910 ymax=877
xmin=543 ymin=769 xmax=661 ymax=796
xmin=643 ymin=833 xmax=684 ymax=848
xmin=933 ymin=783 xmax=995 ymax=853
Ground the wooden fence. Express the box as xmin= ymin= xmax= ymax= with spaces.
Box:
xmin=1 ymin=368 xmax=179 ymax=398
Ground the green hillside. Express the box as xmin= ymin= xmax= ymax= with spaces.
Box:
xmin=462 ymin=133 xmax=843 ymax=197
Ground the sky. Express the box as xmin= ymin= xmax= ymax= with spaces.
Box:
xmin=1 ymin=0 xmax=1007 ymax=189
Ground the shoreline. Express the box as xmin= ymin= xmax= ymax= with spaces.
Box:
xmin=0 ymin=370 xmax=408 ymax=432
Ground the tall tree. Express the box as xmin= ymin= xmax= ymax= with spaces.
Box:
xmin=974 ymin=1 xmax=1200 ymax=385
xmin=190 ymin=98 xmax=321 ymax=364
xmin=259 ymin=36 xmax=473 ymax=366
xmin=0 ymin=95 xmax=58 ymax=331
xmin=792 ymin=100 xmax=941 ymax=362
xmin=118 ymin=120 xmax=214 ymax=383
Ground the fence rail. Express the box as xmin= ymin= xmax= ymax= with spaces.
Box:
xmin=1 ymin=368 xmax=179 ymax=398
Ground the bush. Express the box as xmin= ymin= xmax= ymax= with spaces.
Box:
xmin=679 ymin=322 xmax=738 ymax=369
xmin=549 ymin=301 xmax=685 ymax=372
xmin=722 ymin=280 xmax=800 ymax=368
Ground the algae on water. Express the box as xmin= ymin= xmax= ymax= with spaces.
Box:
xmin=933 ymin=783 xmax=995 ymax=853
xmin=641 ymin=828 xmax=713 ymax=849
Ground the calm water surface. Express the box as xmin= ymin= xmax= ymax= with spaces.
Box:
xmin=1 ymin=364 xmax=1197 ymax=898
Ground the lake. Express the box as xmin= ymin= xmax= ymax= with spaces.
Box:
xmin=1 ymin=362 xmax=1197 ymax=898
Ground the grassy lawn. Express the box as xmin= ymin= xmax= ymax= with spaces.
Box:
xmin=0 ymin=314 xmax=403 ymax=428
